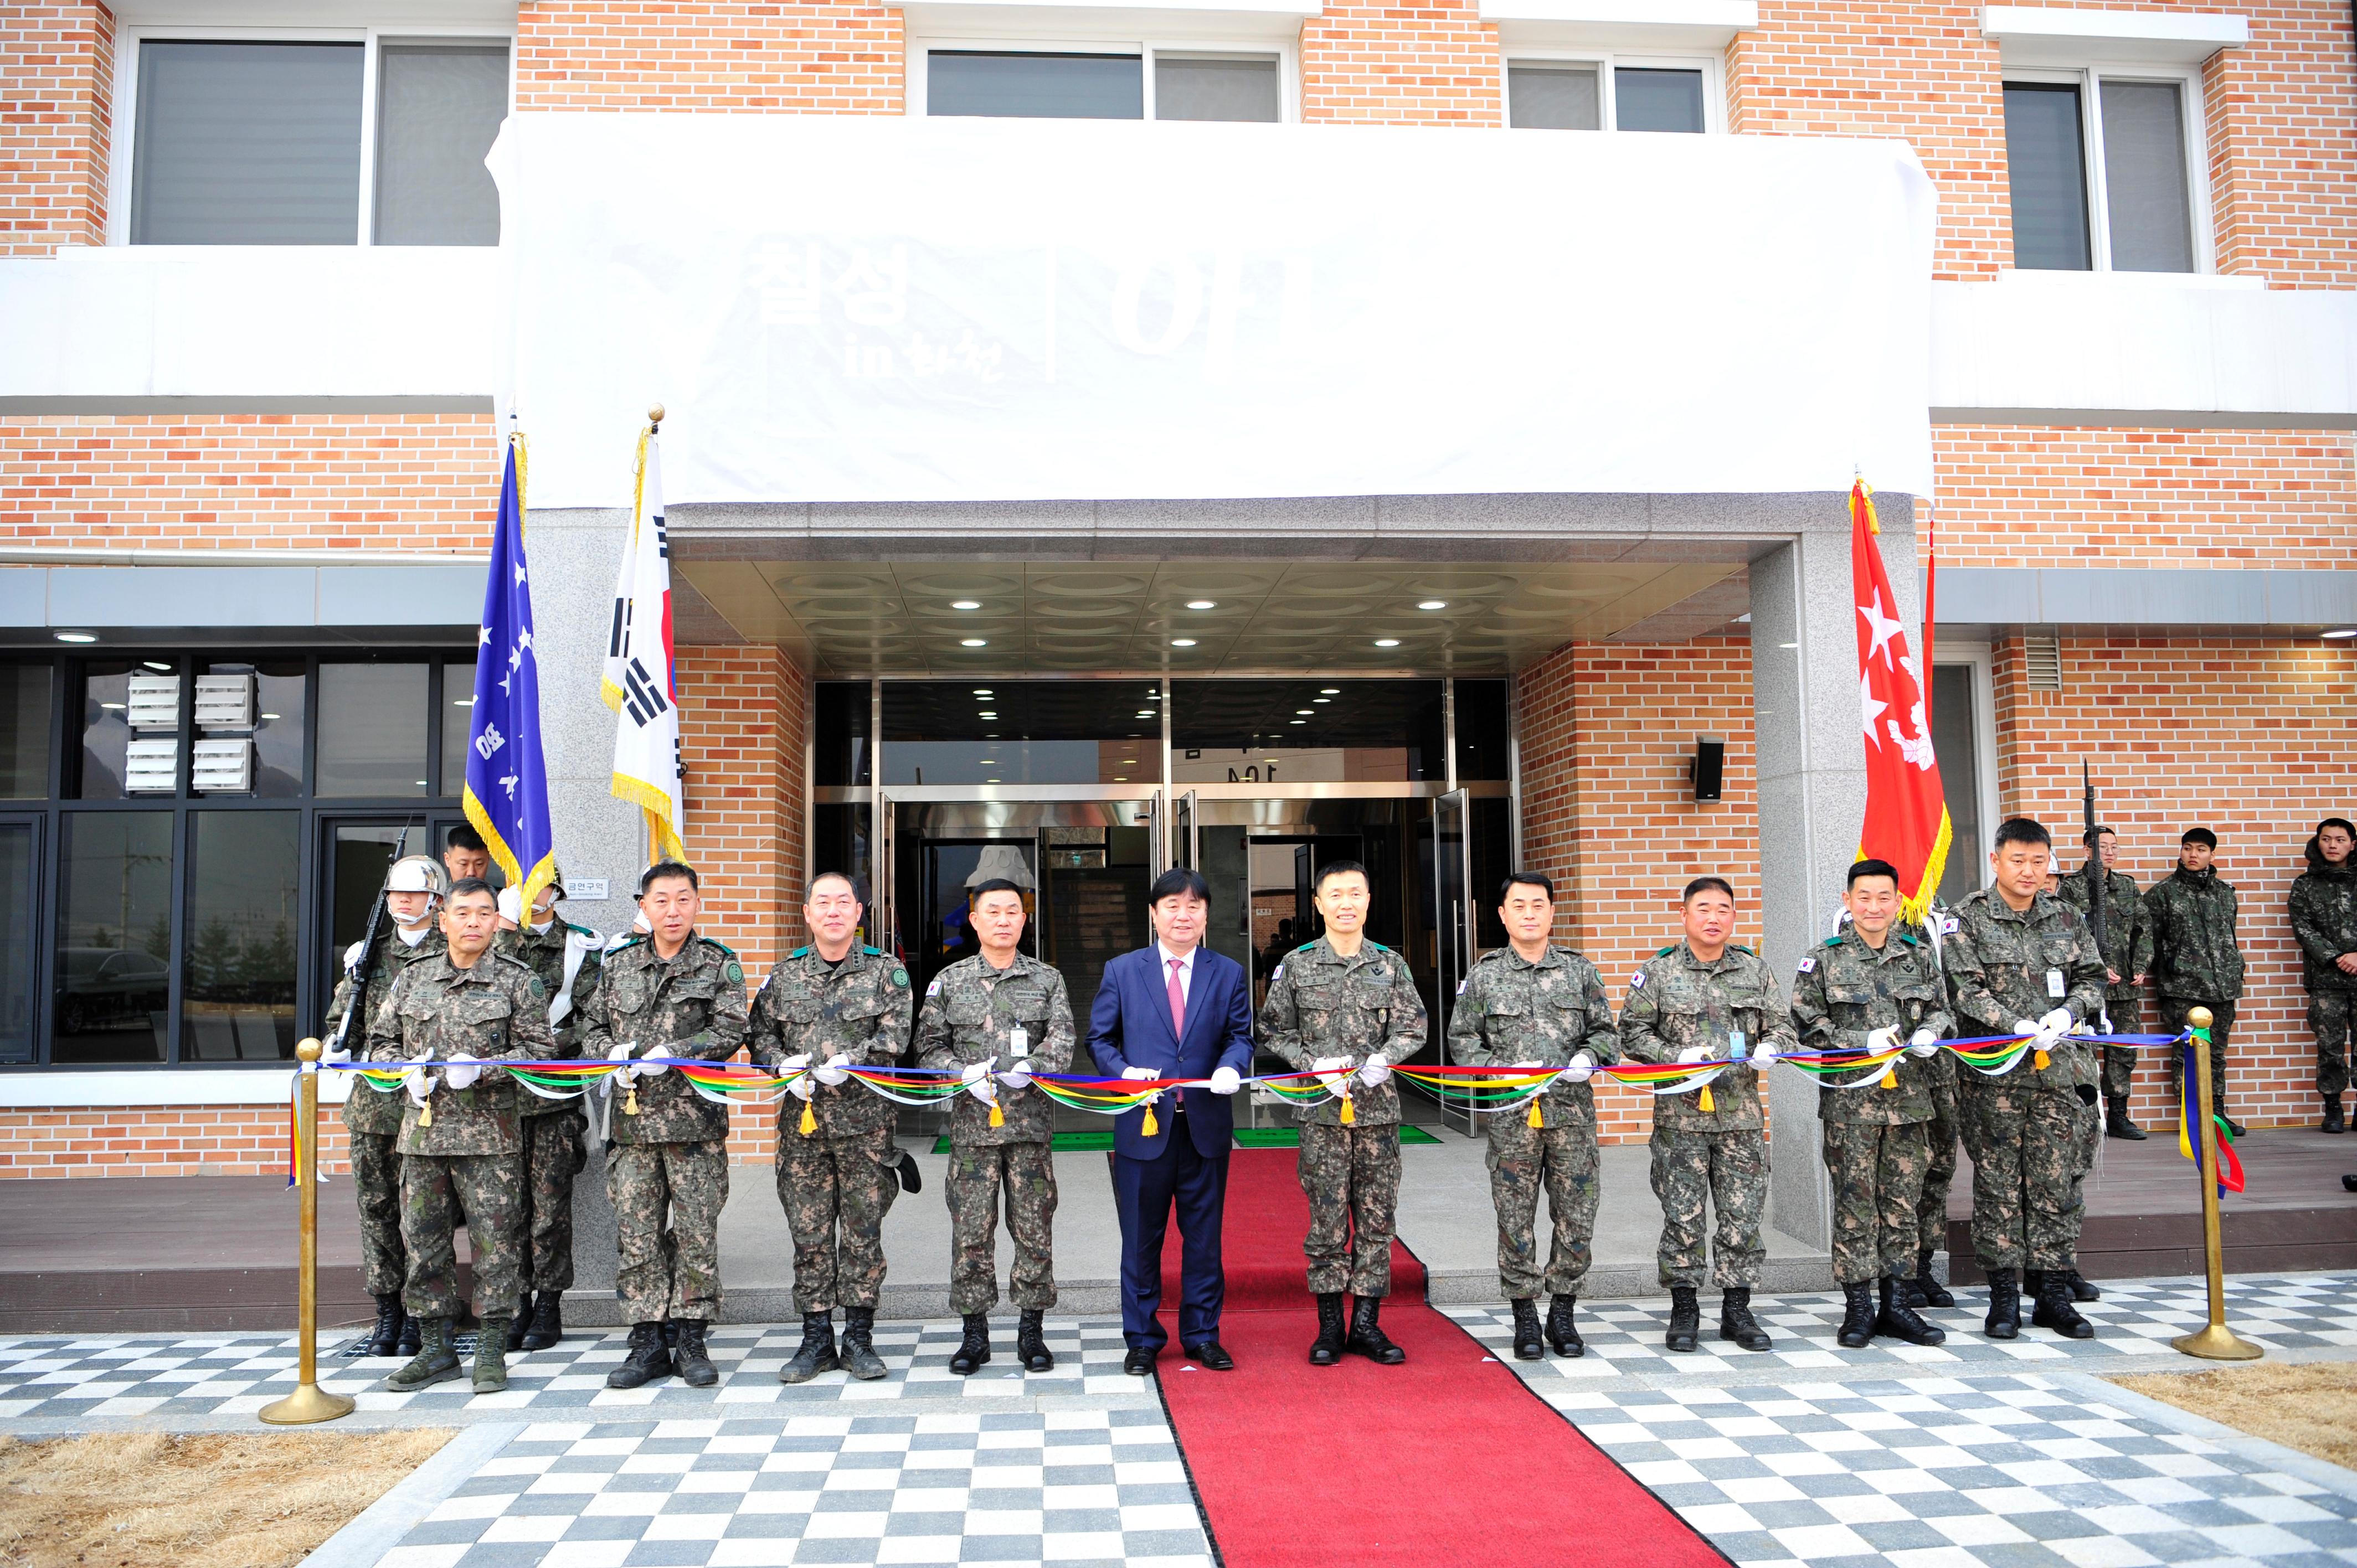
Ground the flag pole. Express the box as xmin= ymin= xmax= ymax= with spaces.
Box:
xmin=2171 ymin=1007 xmax=2261 ymax=1361
xmin=644 ymin=401 xmax=665 ymax=875
xmin=259 ymin=1039 xmax=356 ymax=1425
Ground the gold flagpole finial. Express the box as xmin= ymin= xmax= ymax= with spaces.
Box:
xmin=648 ymin=403 xmax=666 ymax=429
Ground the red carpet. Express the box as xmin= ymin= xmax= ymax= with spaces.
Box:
xmin=1151 ymin=1149 xmax=1723 ymax=1568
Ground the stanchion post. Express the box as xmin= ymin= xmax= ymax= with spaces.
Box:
xmin=2170 ymin=1007 xmax=2261 ymax=1363
xmin=261 ymin=1038 xmax=359 ymax=1424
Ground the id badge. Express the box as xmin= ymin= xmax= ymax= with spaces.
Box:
xmin=1728 ymin=1030 xmax=1748 ymax=1061
xmin=2045 ymin=969 xmax=2066 ymax=1000
xmin=1009 ymin=1026 xmax=1028 ymax=1055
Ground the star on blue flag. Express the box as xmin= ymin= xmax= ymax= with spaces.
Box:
xmin=463 ymin=437 xmax=557 ymax=913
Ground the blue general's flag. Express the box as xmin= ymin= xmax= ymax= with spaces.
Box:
xmin=463 ymin=436 xmax=558 ymax=914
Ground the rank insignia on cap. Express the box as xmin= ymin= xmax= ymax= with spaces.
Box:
xmin=1629 ymin=971 xmax=1646 ymax=989
xmin=1797 ymin=957 xmax=1816 ymax=974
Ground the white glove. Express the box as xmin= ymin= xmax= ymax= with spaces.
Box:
xmin=1676 ymin=1045 xmax=1714 ymax=1065
xmin=442 ymin=1051 xmax=483 ymax=1091
xmin=1907 ymin=1028 xmax=1941 ymax=1058
xmin=815 ymin=1053 xmax=851 ymax=1087
xmin=961 ymin=1059 xmax=994 ymax=1086
xmin=1311 ymin=1055 xmax=1350 ymax=1091
xmin=1751 ymin=1040 xmax=1780 ymax=1066
xmin=1208 ymin=1065 xmax=1242 ymax=1096
xmin=1558 ymin=1051 xmax=1595 ymax=1086
xmin=2036 ymin=1007 xmax=2075 ymax=1041
xmin=780 ymin=1052 xmax=811 ymax=1075
xmin=1000 ymin=1059 xmax=1035 ymax=1090
xmin=1357 ymin=1052 xmax=1392 ymax=1087
xmin=632 ymin=1049 xmax=670 ymax=1080
xmin=608 ymin=1039 xmax=636 ymax=1064
xmin=322 ymin=1036 xmax=352 ymax=1063
xmin=788 ymin=1072 xmax=815 ymax=1101
xmin=2010 ymin=1018 xmax=2042 ymax=1042
xmin=404 ymin=1068 xmax=434 ymax=1106
xmin=1865 ymin=1026 xmax=1901 ymax=1055
xmin=1120 ymin=1065 xmax=1157 ymax=1081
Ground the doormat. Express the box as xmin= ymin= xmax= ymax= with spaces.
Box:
xmin=1231 ymin=1125 xmax=1441 ymax=1149
xmin=929 ymin=1129 xmax=1118 ymax=1154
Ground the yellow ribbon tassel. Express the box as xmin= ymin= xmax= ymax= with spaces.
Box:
xmin=1698 ymin=1085 xmax=1715 ymax=1114
xmin=622 ymin=1082 xmax=640 ymax=1117
xmin=1880 ymin=1066 xmax=1898 ymax=1089
xmin=1340 ymin=1094 xmax=1356 ymax=1126
xmin=799 ymin=1098 xmax=817 ymax=1136
xmin=989 ymin=1101 xmax=1005 ymax=1128
xmin=1140 ymin=1101 xmax=1159 ymax=1138
xmin=2033 ymin=1048 xmax=2051 ymax=1071
xmin=418 ymin=1099 xmax=433 ymax=1128
xmin=1527 ymin=1098 xmax=1545 ymax=1129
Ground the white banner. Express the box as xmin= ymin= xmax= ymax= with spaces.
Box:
xmin=493 ymin=114 xmax=1936 ymax=509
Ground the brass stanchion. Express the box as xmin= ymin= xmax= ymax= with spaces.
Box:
xmin=261 ymin=1038 xmax=359 ymax=1424
xmin=2170 ymin=1007 xmax=2262 ymax=1363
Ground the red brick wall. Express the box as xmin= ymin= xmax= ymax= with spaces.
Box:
xmin=1934 ymin=425 xmax=2357 ymax=568
xmin=0 ymin=414 xmax=500 ymax=550
xmin=0 ymin=0 xmax=112 ymax=257
xmin=0 ymin=1105 xmax=349 ymax=1178
xmin=516 ymin=0 xmax=902 ymax=112
xmin=1299 ymin=0 xmax=1502 ymax=126
xmin=2200 ymin=0 xmax=2357 ymax=285
xmin=677 ymin=643 xmax=811 ymax=978
xmin=1992 ymin=632 xmax=2357 ymax=1130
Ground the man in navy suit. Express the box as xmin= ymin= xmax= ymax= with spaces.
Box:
xmin=1089 ymin=867 xmax=1257 ymax=1375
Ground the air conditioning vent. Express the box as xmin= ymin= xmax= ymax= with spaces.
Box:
xmin=126 ymin=674 xmax=181 ymax=732
xmin=2024 ymin=628 xmax=2062 ymax=692
xmin=125 ymin=737 xmax=179 ymax=793
xmin=193 ymin=737 xmax=255 ymax=795
xmin=194 ymin=672 xmax=256 ymax=731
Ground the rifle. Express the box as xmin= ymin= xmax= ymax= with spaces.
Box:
xmin=2082 ymin=762 xmax=2109 ymax=1028
xmin=329 ymin=826 xmax=411 ymax=1058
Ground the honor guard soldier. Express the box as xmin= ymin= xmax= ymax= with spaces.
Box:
xmin=2292 ymin=817 xmax=2357 ymax=1133
xmin=1620 ymin=876 xmax=1795 ymax=1354
xmin=2144 ymin=828 xmax=2248 ymax=1137
xmin=1790 ymin=859 xmax=1951 ymax=1350
xmin=1259 ymin=860 xmax=1428 ymax=1367
xmin=1941 ymin=817 xmax=2108 ymax=1340
xmin=1908 ymin=899 xmax=1963 ymax=1315
xmin=2057 ymin=828 xmax=2152 ymax=1141
xmin=323 ymin=853 xmax=450 ymax=1361
xmin=749 ymin=872 xmax=917 ymax=1385
xmin=492 ymin=870 xmax=604 ymax=1354
xmin=578 ymin=861 xmax=751 ymax=1390
xmin=913 ymin=878 xmax=1077 ymax=1376
xmin=1446 ymin=870 xmax=1618 ymax=1361
xmin=366 ymin=878 xmax=555 ymax=1393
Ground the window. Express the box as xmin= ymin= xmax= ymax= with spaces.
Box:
xmin=919 ymin=45 xmax=1286 ymax=122
xmin=2003 ymin=71 xmax=2200 ymax=273
xmin=317 ymin=663 xmax=429 ymax=796
xmin=0 ymin=666 xmax=52 ymax=800
xmin=1506 ymin=58 xmax=1712 ymax=133
xmin=123 ymin=32 xmax=510 ymax=246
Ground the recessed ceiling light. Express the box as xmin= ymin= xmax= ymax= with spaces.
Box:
xmin=1290 ymin=718 xmax=1306 ymax=725
xmin=952 ymin=600 xmax=981 ymax=610
xmin=960 ymin=639 xmax=987 ymax=648
xmin=1374 ymin=638 xmax=1400 ymax=648
xmin=2325 ymin=628 xmax=2357 ymax=639
xmin=1186 ymin=600 xmax=1215 ymax=610
xmin=452 ymin=697 xmax=475 ymax=707
xmin=979 ymin=711 xmax=997 ymax=719
xmin=54 ymin=631 xmax=95 ymax=644
xmin=979 ymin=759 xmax=996 ymax=765
xmin=1314 ymin=697 xmax=1331 ymax=704
xmin=1171 ymin=639 xmax=1196 ymax=648
xmin=1418 ymin=600 xmax=1447 ymax=611
xmin=1296 ymin=709 xmax=1314 ymax=715
xmin=1136 ymin=710 xmax=1155 ymax=718
xmin=1320 ymin=688 xmax=1340 ymax=695
xmin=415 ymin=780 xmax=429 ymax=787
xmin=142 ymin=661 xmax=173 ymax=672
xmin=1114 ymin=776 xmax=1128 ymax=781
xmin=972 ymin=688 xmax=992 ymax=695
xmin=99 ymin=702 xmax=125 ymax=711
xmin=986 ymin=777 xmax=1001 ymax=783
xmin=260 ymin=713 xmax=281 ymax=720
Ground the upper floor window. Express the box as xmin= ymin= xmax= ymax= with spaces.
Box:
xmin=123 ymin=32 xmax=511 ymax=246
xmin=1506 ymin=57 xmax=1714 ymax=133
xmin=2003 ymin=71 xmax=2200 ymax=273
xmin=916 ymin=45 xmax=1286 ymax=122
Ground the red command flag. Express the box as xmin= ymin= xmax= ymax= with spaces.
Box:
xmin=1851 ymin=479 xmax=1952 ymax=920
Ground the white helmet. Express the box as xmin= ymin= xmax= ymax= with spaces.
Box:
xmin=387 ymin=854 xmax=449 ymax=901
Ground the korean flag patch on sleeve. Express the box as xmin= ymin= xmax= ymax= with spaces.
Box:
xmin=1939 ymin=916 xmax=1960 ymax=935
xmin=1270 ymin=962 xmax=1284 ymax=984
xmin=924 ymin=977 xmax=941 ymax=998
xmin=1797 ymin=957 xmax=1817 ymax=974
xmin=1628 ymin=970 xmax=1646 ymax=990
xmin=1454 ymin=978 xmax=1468 ymax=997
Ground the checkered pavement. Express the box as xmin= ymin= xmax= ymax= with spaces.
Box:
xmin=380 ymin=1409 xmax=1213 ymax=1568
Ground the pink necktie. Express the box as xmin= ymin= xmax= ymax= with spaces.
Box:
xmin=1167 ymin=958 xmax=1186 ymax=1037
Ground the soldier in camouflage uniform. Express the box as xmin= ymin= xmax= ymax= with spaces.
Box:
xmin=2057 ymin=828 xmax=2153 ymax=1142
xmin=1620 ymin=876 xmax=1795 ymax=1354
xmin=2143 ymin=828 xmax=2246 ymax=1135
xmin=1259 ymin=861 xmax=1428 ymax=1366
xmin=324 ymin=853 xmax=450 ymax=1360
xmin=2292 ymin=818 xmax=2357 ymax=1133
xmin=912 ymin=878 xmax=1076 ymax=1375
xmin=577 ymin=861 xmax=750 ymax=1391
xmin=366 ymin=878 xmax=555 ymax=1394
xmin=749 ymin=871 xmax=915 ymax=1384
xmin=1790 ymin=859 xmax=1952 ymax=1349
xmin=1447 ymin=870 xmax=1617 ymax=1360
xmin=1909 ymin=993 xmax=1962 ymax=1314
xmin=492 ymin=871 xmax=603 ymax=1353
xmin=1942 ymin=817 xmax=2108 ymax=1341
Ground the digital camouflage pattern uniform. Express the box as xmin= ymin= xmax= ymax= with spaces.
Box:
xmin=1260 ymin=937 xmax=1429 ymax=1298
xmin=493 ymin=916 xmax=602 ymax=1294
xmin=913 ymin=952 xmax=1076 ymax=1316
xmin=1941 ymin=887 xmax=2107 ymax=1273
xmin=1789 ymin=926 xmax=1953 ymax=1286
xmin=2291 ymin=843 xmax=2357 ymax=1098
xmin=577 ymin=934 xmax=750 ymax=1324
xmin=2056 ymin=863 xmax=2152 ymax=1101
xmin=748 ymin=945 xmax=913 ymax=1314
xmin=1620 ymin=943 xmax=1797 ymax=1290
xmin=366 ymin=951 xmax=555 ymax=1319
xmin=327 ymin=922 xmax=448 ymax=1297
xmin=2143 ymin=865 xmax=2244 ymax=1110
xmin=1445 ymin=944 xmax=1619 ymax=1302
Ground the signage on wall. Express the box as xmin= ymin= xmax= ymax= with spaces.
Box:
xmin=568 ymin=878 xmax=611 ymax=902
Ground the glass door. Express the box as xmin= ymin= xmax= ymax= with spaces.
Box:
xmin=1170 ymin=790 xmax=1197 ymax=871
xmin=1431 ymin=789 xmax=1476 ymax=1134
xmin=872 ymin=791 xmax=898 ymax=961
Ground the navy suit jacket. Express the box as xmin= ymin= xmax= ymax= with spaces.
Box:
xmin=1088 ymin=945 xmax=1255 ymax=1160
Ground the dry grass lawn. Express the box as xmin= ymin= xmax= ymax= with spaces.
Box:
xmin=0 ymin=1428 xmax=452 ymax=1568
xmin=2110 ymin=1359 xmax=2357 ymax=1472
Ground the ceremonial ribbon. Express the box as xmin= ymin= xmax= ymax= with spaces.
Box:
xmin=2176 ymin=1028 xmax=2245 ymax=1195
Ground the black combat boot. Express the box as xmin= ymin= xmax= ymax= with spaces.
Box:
xmin=1984 ymin=1267 xmax=2022 ymax=1340
xmin=606 ymin=1321 xmax=674 ymax=1389
xmin=2030 ymin=1273 xmax=2094 ymax=1339
xmin=1546 ymin=1294 xmax=1583 ymax=1358
xmin=949 ymin=1313 xmax=992 ymax=1375
xmin=2023 ymin=1268 xmax=2046 ymax=1306
xmin=474 ymin=1317 xmax=511 ymax=1392
xmin=887 ymin=1147 xmax=924 ymax=1193
xmin=364 ymin=1293 xmax=404 ymax=1358
xmin=1016 ymin=1309 xmax=1054 ymax=1372
xmin=779 ymin=1312 xmax=839 ymax=1384
xmin=2324 ymin=1095 xmax=2345 ymax=1135
xmin=1509 ymin=1298 xmax=1543 ymax=1361
xmin=385 ymin=1317 xmax=461 ymax=1392
xmin=1912 ymin=1249 xmax=1954 ymax=1309
xmin=519 ymin=1290 xmax=564 ymax=1352
xmin=1877 ymin=1276 xmax=1946 ymax=1346
xmin=2063 ymin=1268 xmax=2101 ymax=1302
xmin=397 ymin=1312 xmax=421 ymax=1358
xmin=1720 ymin=1287 xmax=1772 ymax=1352
xmin=1836 ymin=1281 xmax=1877 ymax=1348
xmin=2220 ymin=1107 xmax=2246 ymax=1139
xmin=1665 ymin=1286 xmax=1701 ymax=1352
xmin=506 ymin=1297 xmax=532 ymax=1353
xmin=2106 ymin=1095 xmax=2147 ymax=1140
xmin=673 ymin=1319 xmax=718 ymax=1386
xmin=841 ymin=1307 xmax=887 ymax=1381
xmin=1309 ymin=1293 xmax=1348 ymax=1365
xmin=1345 ymin=1296 xmax=1406 ymax=1364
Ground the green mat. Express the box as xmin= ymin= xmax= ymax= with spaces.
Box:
xmin=1232 ymin=1125 xmax=1442 ymax=1149
xmin=930 ymin=1129 xmax=1116 ymax=1154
